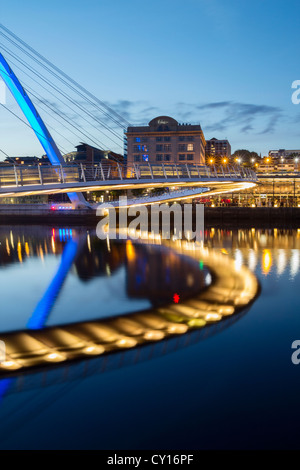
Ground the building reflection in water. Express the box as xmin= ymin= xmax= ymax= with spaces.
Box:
xmin=204 ymin=227 xmax=300 ymax=278
xmin=0 ymin=225 xmax=259 ymax=376
xmin=2 ymin=225 xmax=300 ymax=285
xmin=0 ymin=226 xmax=210 ymax=317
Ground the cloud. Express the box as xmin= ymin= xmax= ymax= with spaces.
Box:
xmin=176 ymin=101 xmax=283 ymax=136
xmin=26 ymin=92 xmax=284 ymax=152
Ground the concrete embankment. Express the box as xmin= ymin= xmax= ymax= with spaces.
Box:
xmin=1 ymin=204 xmax=300 ymax=228
xmin=203 ymin=207 xmax=300 ymax=227
xmin=0 ymin=204 xmax=97 ymax=224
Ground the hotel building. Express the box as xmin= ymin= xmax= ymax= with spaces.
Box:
xmin=125 ymin=116 xmax=206 ymax=166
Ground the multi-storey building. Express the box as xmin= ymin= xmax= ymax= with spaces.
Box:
xmin=269 ymin=149 xmax=300 ymax=159
xmin=126 ymin=116 xmax=206 ymax=166
xmin=205 ymin=138 xmax=231 ymax=165
xmin=63 ymin=143 xmax=123 ymax=164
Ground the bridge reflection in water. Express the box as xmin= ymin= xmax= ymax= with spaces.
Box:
xmin=0 ymin=226 xmax=259 ymax=377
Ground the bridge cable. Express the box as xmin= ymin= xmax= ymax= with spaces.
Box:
xmin=0 ymin=23 xmax=130 ymax=128
xmin=0 ymin=43 xmax=123 ymax=149
xmin=5 ymin=55 xmax=122 ymax=151
xmin=0 ymin=31 xmax=128 ymax=137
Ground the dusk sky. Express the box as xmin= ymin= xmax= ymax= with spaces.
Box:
xmin=1 ymin=0 xmax=300 ymax=158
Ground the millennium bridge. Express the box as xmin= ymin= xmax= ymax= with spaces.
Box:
xmin=0 ymin=161 xmax=257 ymax=204
xmin=0 ymin=47 xmax=258 ymax=207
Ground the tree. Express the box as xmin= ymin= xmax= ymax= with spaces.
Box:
xmin=231 ymin=149 xmax=260 ymax=166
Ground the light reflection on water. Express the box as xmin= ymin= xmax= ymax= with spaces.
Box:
xmin=204 ymin=227 xmax=300 ymax=279
xmin=1 ymin=226 xmax=300 ymax=449
xmin=0 ymin=226 xmax=210 ymax=332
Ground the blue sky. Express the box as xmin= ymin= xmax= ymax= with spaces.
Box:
xmin=1 ymin=0 xmax=300 ymax=158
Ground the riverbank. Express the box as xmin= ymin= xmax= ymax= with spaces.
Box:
xmin=1 ymin=204 xmax=300 ymax=228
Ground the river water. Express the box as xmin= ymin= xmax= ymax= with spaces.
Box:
xmin=0 ymin=225 xmax=299 ymax=449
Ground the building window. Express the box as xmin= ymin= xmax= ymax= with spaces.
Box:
xmin=178 ymin=144 xmax=185 ymax=151
xmin=179 ymin=136 xmax=185 ymax=141
xmin=164 ymin=154 xmax=171 ymax=161
xmin=142 ymin=145 xmax=148 ymax=151
xmin=187 ymin=136 xmax=194 ymax=141
xmin=142 ymin=154 xmax=149 ymax=162
xmin=156 ymin=144 xmax=163 ymax=151
xmin=156 ymin=137 xmax=162 ymax=142
xmin=142 ymin=137 xmax=148 ymax=142
xmin=134 ymin=155 xmax=140 ymax=162
xmin=135 ymin=137 xmax=141 ymax=142
xmin=134 ymin=145 xmax=142 ymax=151
xmin=187 ymin=143 xmax=194 ymax=151
xmin=164 ymin=136 xmax=171 ymax=142
xmin=164 ymin=144 xmax=171 ymax=151
xmin=187 ymin=154 xmax=194 ymax=160
xmin=179 ymin=154 xmax=185 ymax=161
xmin=156 ymin=154 xmax=163 ymax=161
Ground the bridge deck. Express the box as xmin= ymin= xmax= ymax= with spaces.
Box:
xmin=0 ymin=162 xmax=257 ymax=197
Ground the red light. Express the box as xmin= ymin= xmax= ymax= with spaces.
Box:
xmin=173 ymin=293 xmax=180 ymax=303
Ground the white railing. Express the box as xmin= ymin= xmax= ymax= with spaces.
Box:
xmin=0 ymin=162 xmax=257 ymax=188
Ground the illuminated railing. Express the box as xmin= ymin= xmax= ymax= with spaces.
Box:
xmin=0 ymin=163 xmax=257 ymax=189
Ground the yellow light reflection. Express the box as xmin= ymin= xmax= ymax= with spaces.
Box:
xmin=17 ymin=242 xmax=22 ymax=263
xmin=51 ymin=236 xmax=56 ymax=254
xmin=262 ymin=249 xmax=272 ymax=275
xmin=25 ymin=242 xmax=30 ymax=257
xmin=5 ymin=238 xmax=10 ymax=256
xmin=126 ymin=240 xmax=135 ymax=261
xmin=87 ymin=233 xmax=91 ymax=252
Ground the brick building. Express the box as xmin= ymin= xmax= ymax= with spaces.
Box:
xmin=126 ymin=116 xmax=206 ymax=166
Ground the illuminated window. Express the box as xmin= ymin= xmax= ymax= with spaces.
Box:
xmin=135 ymin=137 xmax=141 ymax=142
xmin=187 ymin=143 xmax=194 ymax=151
xmin=134 ymin=145 xmax=142 ymax=151
xmin=142 ymin=154 xmax=149 ymax=162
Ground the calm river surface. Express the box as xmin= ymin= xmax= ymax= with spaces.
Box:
xmin=0 ymin=225 xmax=299 ymax=449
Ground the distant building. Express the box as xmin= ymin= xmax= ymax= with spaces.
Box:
xmin=269 ymin=149 xmax=300 ymax=160
xmin=256 ymin=155 xmax=300 ymax=173
xmin=205 ymin=138 xmax=231 ymax=165
xmin=63 ymin=143 xmax=123 ymax=165
xmin=4 ymin=155 xmax=50 ymax=165
xmin=126 ymin=116 xmax=206 ymax=166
